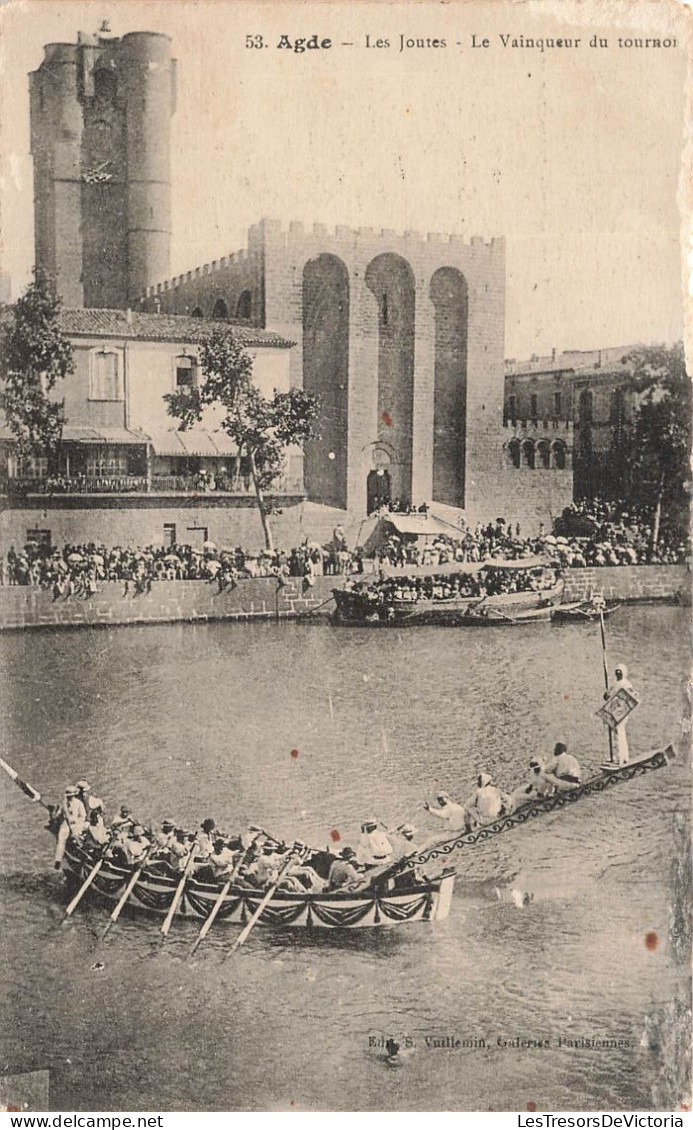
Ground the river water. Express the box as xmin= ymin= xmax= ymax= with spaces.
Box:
xmin=0 ymin=607 xmax=690 ymax=1112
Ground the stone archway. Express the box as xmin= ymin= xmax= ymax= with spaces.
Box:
xmin=302 ymin=254 xmax=350 ymax=509
xmin=430 ymin=267 xmax=468 ymax=507
xmin=365 ymin=253 xmax=415 ymax=507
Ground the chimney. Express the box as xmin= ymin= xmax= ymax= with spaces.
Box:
xmin=126 ymin=307 xmax=133 ymax=325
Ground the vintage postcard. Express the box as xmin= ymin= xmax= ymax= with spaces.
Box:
xmin=0 ymin=0 xmax=690 ymax=1116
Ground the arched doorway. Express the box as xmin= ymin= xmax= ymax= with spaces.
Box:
xmin=367 ymin=468 xmax=391 ymax=515
xmin=365 ymin=253 xmax=415 ymax=507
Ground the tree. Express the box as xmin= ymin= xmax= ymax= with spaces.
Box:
xmin=164 ymin=329 xmax=319 ymax=550
xmin=621 ymin=343 xmax=690 ymax=549
xmin=0 ymin=269 xmax=74 ymax=476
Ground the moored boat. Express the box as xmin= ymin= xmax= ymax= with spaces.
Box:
xmin=551 ymin=599 xmax=620 ymax=623
xmin=332 ymin=557 xmax=564 ymax=627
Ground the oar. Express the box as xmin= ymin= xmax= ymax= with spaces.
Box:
xmin=0 ymin=757 xmax=51 ymax=809
xmin=63 ymin=855 xmax=105 ymax=918
xmin=598 ymin=607 xmax=615 ymax=763
xmin=189 ymin=878 xmax=233 ymax=955
xmin=160 ymin=847 xmax=198 ymax=937
xmin=189 ymin=836 xmax=261 ymax=956
xmin=230 ymin=846 xmax=303 ymax=953
xmin=102 ymin=845 xmax=156 ymax=938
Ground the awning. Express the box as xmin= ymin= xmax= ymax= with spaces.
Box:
xmin=149 ymin=428 xmax=239 ymax=458
xmin=0 ymin=424 xmax=148 ymax=445
xmin=386 ymin=515 xmax=458 ymax=537
xmin=64 ymin=426 xmax=150 ymax=445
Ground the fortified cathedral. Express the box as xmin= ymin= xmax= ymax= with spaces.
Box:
xmin=15 ymin=25 xmax=572 ymax=545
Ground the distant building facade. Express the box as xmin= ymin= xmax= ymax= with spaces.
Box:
xmin=0 ymin=310 xmax=303 ymax=550
xmin=504 ymin=345 xmax=641 ymax=500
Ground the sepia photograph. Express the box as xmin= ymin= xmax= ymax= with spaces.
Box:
xmin=0 ymin=0 xmax=690 ymax=1115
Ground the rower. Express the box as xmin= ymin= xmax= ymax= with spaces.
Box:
xmin=356 ymin=820 xmax=394 ymax=867
xmin=111 ymin=805 xmax=137 ymax=834
xmin=196 ymin=818 xmax=217 ymax=859
xmin=544 ymin=742 xmax=582 ymax=787
xmin=153 ymin=819 xmax=176 ymax=852
xmin=53 ymin=784 xmax=89 ymax=868
xmin=85 ymin=806 xmax=109 ymax=852
xmin=168 ymin=828 xmax=192 ymax=872
xmin=121 ymin=825 xmax=150 ymax=865
xmin=327 ymin=846 xmax=366 ymax=891
xmin=207 ymin=838 xmax=238 ymax=881
xmin=461 ymin=773 xmax=512 ymax=826
xmin=279 ymin=854 xmax=325 ymax=892
xmin=245 ymin=841 xmax=285 ymax=887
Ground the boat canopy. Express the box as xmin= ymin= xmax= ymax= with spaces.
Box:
xmin=377 ymin=555 xmax=551 ymax=578
xmin=363 ymin=514 xmax=460 ymax=554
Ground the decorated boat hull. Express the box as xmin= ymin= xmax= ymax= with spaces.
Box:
xmin=61 ymin=846 xmax=456 ymax=929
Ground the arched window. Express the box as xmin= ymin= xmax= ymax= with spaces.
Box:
xmin=191 ymin=307 xmax=204 ymax=319
xmin=175 ymin=355 xmax=197 ymax=390
xmin=212 ymin=298 xmax=229 ymax=320
xmin=89 ymin=349 xmax=122 ymax=400
xmin=537 ymin=440 xmax=551 ymax=469
xmin=552 ymin=441 xmax=566 ymax=470
xmin=522 ymin=440 xmax=535 ymax=469
xmin=236 ymin=290 xmax=252 ymax=320
xmin=508 ymin=439 xmax=521 ymax=469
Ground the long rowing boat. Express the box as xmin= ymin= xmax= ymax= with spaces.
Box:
xmin=57 ymin=745 xmax=671 ymax=930
xmin=0 ymin=744 xmax=673 ymax=936
xmin=61 ymin=844 xmax=457 ymax=928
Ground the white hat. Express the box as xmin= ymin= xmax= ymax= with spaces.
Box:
xmin=478 ymin=772 xmax=493 ymax=788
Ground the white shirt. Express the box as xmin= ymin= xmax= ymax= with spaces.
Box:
xmin=356 ymin=828 xmax=393 ymax=866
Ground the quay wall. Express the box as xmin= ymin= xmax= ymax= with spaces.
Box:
xmin=561 ymin=565 xmax=689 ymax=603
xmin=0 ymin=565 xmax=687 ymax=632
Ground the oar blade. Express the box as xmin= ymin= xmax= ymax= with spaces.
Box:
xmin=64 ymin=858 xmax=104 ymax=918
xmin=190 ymin=878 xmax=233 ymax=956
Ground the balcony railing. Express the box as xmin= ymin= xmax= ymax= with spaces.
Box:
xmin=1 ymin=475 xmax=305 ymax=497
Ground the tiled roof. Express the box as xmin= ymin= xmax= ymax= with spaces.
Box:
xmin=57 ymin=308 xmax=295 ymax=349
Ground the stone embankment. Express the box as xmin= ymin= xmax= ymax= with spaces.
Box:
xmin=0 ymin=565 xmax=687 ymax=632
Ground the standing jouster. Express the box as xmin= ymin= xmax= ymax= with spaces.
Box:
xmin=604 ymin=664 xmax=638 ymax=766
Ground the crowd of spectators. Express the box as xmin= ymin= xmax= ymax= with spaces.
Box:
xmin=0 ymin=532 xmax=364 ymax=595
xmin=374 ymin=497 xmax=688 ymax=571
xmin=349 ymin=563 xmax=561 ymax=607
xmin=0 ymin=498 xmax=687 ymax=595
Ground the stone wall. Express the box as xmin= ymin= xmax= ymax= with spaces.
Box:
xmin=562 ymin=564 xmax=689 ymax=603
xmin=0 ymin=576 xmax=340 ymax=632
xmin=0 ymin=498 xmax=310 ymax=556
xmin=0 ymin=565 xmax=686 ymax=633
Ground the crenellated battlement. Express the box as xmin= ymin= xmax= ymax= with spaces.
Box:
xmin=145 ymin=247 xmax=250 ymax=295
xmin=143 ymin=218 xmax=504 ymax=298
xmin=251 ymin=216 xmax=503 ymax=249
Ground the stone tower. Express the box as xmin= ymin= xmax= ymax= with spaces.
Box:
xmin=29 ymin=29 xmax=176 ymax=309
